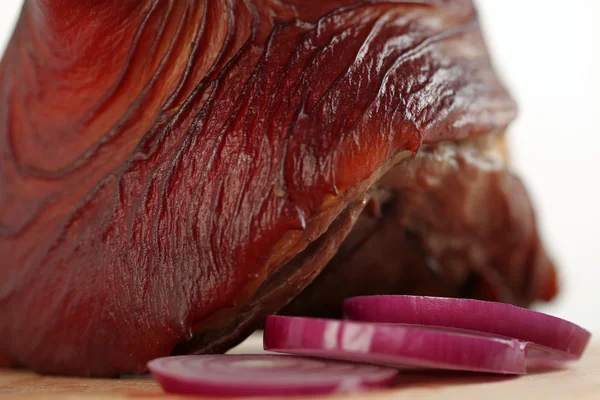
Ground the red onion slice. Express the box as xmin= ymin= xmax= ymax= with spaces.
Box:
xmin=147 ymin=354 xmax=398 ymax=397
xmin=344 ymin=296 xmax=591 ymax=360
xmin=264 ymin=316 xmax=528 ymax=375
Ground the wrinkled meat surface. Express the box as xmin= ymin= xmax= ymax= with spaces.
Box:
xmin=0 ymin=0 xmax=554 ymax=376
xmin=283 ymin=135 xmax=557 ymax=318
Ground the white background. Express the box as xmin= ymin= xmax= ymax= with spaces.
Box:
xmin=0 ymin=1 xmax=598 ymax=331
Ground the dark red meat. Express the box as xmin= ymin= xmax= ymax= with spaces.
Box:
xmin=283 ymin=136 xmax=558 ymax=318
xmin=0 ymin=0 xmax=555 ymax=376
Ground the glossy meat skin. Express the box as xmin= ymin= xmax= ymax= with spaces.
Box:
xmin=0 ymin=0 xmax=539 ymax=376
xmin=283 ymin=136 xmax=558 ymax=319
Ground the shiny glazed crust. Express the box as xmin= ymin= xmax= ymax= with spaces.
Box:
xmin=0 ymin=0 xmax=547 ymax=376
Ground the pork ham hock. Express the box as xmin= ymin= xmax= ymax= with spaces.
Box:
xmin=0 ymin=0 xmax=557 ymax=376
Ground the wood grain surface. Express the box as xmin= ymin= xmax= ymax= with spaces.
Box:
xmin=1 ymin=335 xmax=598 ymax=399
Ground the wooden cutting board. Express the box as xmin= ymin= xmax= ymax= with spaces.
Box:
xmin=1 ymin=335 xmax=598 ymax=400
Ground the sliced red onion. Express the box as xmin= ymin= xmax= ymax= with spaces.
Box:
xmin=147 ymin=354 xmax=398 ymax=397
xmin=344 ymin=296 xmax=591 ymax=361
xmin=264 ymin=316 xmax=528 ymax=375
